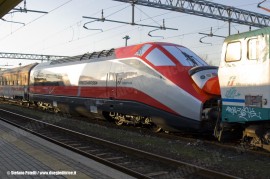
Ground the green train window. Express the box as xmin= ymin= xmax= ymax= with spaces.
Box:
xmin=225 ymin=41 xmax=241 ymax=62
xmin=248 ymin=38 xmax=259 ymax=60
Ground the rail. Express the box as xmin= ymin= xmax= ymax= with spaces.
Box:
xmin=0 ymin=108 xmax=240 ymax=178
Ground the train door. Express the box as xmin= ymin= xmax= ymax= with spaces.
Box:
xmin=107 ymin=61 xmax=125 ymax=99
xmin=107 ymin=72 xmax=117 ymax=99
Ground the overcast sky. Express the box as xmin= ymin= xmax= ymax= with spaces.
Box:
xmin=0 ymin=0 xmax=269 ymax=67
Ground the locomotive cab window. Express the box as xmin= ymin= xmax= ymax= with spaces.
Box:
xmin=163 ymin=45 xmax=208 ymax=66
xmin=248 ymin=38 xmax=259 ymax=60
xmin=225 ymin=41 xmax=241 ymax=62
xmin=135 ymin=44 xmax=152 ymax=56
xmin=145 ymin=48 xmax=175 ymax=66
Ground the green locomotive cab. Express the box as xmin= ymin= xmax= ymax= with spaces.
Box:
xmin=216 ymin=27 xmax=270 ymax=151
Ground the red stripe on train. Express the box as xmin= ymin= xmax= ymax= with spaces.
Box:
xmin=30 ymin=86 xmax=178 ymax=115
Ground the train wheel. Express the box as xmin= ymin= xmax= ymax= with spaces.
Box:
xmin=115 ymin=120 xmax=124 ymax=126
xmin=53 ymin=108 xmax=60 ymax=113
xmin=150 ymin=125 xmax=162 ymax=133
xmin=24 ymin=102 xmax=30 ymax=107
xmin=115 ymin=115 xmax=125 ymax=126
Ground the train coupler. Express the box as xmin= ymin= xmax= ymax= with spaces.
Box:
xmin=214 ymin=122 xmax=243 ymax=142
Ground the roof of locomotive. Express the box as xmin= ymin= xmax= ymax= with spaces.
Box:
xmin=48 ymin=42 xmax=184 ymax=65
xmin=50 ymin=49 xmax=115 ymax=65
xmin=224 ymin=26 xmax=270 ymax=42
xmin=115 ymin=42 xmax=184 ymax=59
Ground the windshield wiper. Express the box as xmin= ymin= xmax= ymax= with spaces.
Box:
xmin=181 ymin=52 xmax=199 ymax=66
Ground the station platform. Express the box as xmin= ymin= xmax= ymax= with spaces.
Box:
xmin=0 ymin=120 xmax=134 ymax=179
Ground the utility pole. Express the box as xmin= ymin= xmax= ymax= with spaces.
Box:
xmin=228 ymin=9 xmax=231 ymax=36
xmin=123 ymin=35 xmax=130 ymax=46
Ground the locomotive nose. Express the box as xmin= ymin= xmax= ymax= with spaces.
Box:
xmin=189 ymin=66 xmax=220 ymax=95
xmin=202 ymin=76 xmax=220 ymax=95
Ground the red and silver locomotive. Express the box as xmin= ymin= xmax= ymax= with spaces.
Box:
xmin=0 ymin=42 xmax=220 ymax=132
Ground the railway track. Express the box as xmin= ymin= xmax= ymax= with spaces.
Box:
xmin=2 ymin=99 xmax=269 ymax=156
xmin=0 ymin=108 xmax=239 ymax=179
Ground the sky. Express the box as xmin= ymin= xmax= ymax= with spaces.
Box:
xmin=0 ymin=0 xmax=270 ymax=67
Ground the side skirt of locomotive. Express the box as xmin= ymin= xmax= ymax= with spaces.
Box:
xmin=29 ymin=94 xmax=213 ymax=133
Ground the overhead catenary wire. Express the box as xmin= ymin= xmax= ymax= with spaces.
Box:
xmin=26 ymin=3 xmax=128 ymax=50
xmin=40 ymin=13 xmax=229 ymax=54
xmin=25 ymin=2 xmax=208 ymax=53
xmin=135 ymin=6 xmax=162 ymax=27
xmin=2 ymin=1 xmax=262 ymax=45
xmin=3 ymin=0 xmax=48 ymax=26
xmin=85 ymin=0 xmax=256 ymax=43
xmin=1 ymin=18 xmax=25 ymax=26
xmin=0 ymin=0 xmax=74 ymax=42
xmin=40 ymin=8 xmax=177 ymax=52
xmin=198 ymin=27 xmax=226 ymax=45
xmin=43 ymin=17 xmax=228 ymax=55
xmin=258 ymin=0 xmax=270 ymax=12
xmin=83 ymin=5 xmax=130 ymax=31
xmin=82 ymin=2 xmax=178 ymax=35
xmin=57 ymin=22 xmax=225 ymax=55
xmin=58 ymin=1 xmax=267 ymax=62
xmin=18 ymin=1 xmax=265 ymax=57
xmin=9 ymin=0 xmax=48 ymax=14
xmin=148 ymin=28 xmax=164 ymax=38
xmin=1 ymin=0 xmax=260 ymax=67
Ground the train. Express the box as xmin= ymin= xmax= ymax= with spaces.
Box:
xmin=0 ymin=42 xmax=220 ymax=133
xmin=215 ymin=27 xmax=270 ymax=151
xmin=1 ymin=27 xmax=270 ymax=151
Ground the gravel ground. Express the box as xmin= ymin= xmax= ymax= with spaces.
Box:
xmin=0 ymin=102 xmax=270 ymax=179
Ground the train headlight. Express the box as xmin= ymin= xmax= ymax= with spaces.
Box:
xmin=200 ymin=75 xmax=205 ymax=79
